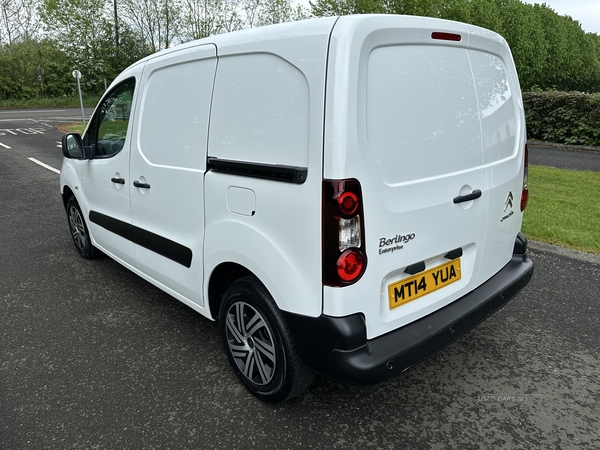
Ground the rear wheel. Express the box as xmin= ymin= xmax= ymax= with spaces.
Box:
xmin=66 ymin=196 xmax=100 ymax=259
xmin=219 ymin=276 xmax=314 ymax=403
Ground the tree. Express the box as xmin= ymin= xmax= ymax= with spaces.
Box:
xmin=2 ymin=0 xmax=600 ymax=101
xmin=256 ymin=0 xmax=296 ymax=25
xmin=0 ymin=38 xmax=74 ymax=99
xmin=39 ymin=0 xmax=151 ymax=95
xmin=310 ymin=0 xmax=384 ymax=17
xmin=179 ymin=0 xmax=244 ymax=40
xmin=466 ymin=0 xmax=501 ymax=31
xmin=492 ymin=1 xmax=548 ymax=89
xmin=121 ymin=0 xmax=182 ymax=52
xmin=0 ymin=0 xmax=40 ymax=45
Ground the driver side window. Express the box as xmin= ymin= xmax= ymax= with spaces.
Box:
xmin=85 ymin=78 xmax=136 ymax=158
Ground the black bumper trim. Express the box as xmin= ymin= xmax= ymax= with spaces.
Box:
xmin=283 ymin=251 xmax=533 ymax=385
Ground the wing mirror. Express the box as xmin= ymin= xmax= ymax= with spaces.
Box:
xmin=62 ymin=133 xmax=94 ymax=159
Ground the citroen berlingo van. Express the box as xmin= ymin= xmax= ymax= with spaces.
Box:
xmin=60 ymin=14 xmax=534 ymax=403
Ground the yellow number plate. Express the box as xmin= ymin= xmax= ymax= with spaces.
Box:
xmin=388 ymin=259 xmax=461 ymax=309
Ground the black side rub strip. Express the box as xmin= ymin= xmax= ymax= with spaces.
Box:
xmin=207 ymin=157 xmax=308 ymax=184
xmin=89 ymin=211 xmax=131 ymax=241
xmin=89 ymin=211 xmax=193 ymax=268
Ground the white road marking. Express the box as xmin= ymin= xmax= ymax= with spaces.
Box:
xmin=0 ymin=142 xmax=10 ymax=149
xmin=0 ymin=110 xmax=66 ymax=114
xmin=28 ymin=157 xmax=60 ymax=174
xmin=0 ymin=127 xmax=45 ymax=135
xmin=0 ymin=117 xmax=82 ymax=123
xmin=16 ymin=128 xmax=45 ymax=134
xmin=30 ymin=119 xmax=56 ymax=128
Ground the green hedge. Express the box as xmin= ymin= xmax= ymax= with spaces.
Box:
xmin=524 ymin=91 xmax=600 ymax=147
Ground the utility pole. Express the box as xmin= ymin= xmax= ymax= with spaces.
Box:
xmin=113 ymin=0 xmax=119 ymax=47
xmin=37 ymin=67 xmax=44 ymax=97
xmin=72 ymin=70 xmax=85 ymax=125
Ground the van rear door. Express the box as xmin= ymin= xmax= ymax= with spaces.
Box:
xmin=465 ymin=24 xmax=527 ymax=285
xmin=322 ymin=16 xmax=526 ymax=339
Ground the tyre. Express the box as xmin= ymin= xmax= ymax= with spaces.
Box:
xmin=66 ymin=196 xmax=101 ymax=259
xmin=219 ymin=276 xmax=315 ymax=403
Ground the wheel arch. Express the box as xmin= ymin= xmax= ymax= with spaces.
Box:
xmin=62 ymin=185 xmax=75 ymax=211
xmin=60 ymin=159 xmax=81 ymax=212
xmin=207 ymin=262 xmax=253 ymax=320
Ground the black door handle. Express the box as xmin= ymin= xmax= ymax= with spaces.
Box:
xmin=453 ymin=189 xmax=482 ymax=204
xmin=133 ymin=180 xmax=151 ymax=189
xmin=111 ymin=177 xmax=125 ymax=184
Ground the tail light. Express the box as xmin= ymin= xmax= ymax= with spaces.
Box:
xmin=323 ymin=179 xmax=367 ymax=286
xmin=521 ymin=144 xmax=529 ymax=211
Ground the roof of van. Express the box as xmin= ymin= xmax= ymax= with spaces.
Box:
xmin=130 ymin=14 xmax=506 ymax=63
xmin=126 ymin=16 xmax=339 ymax=70
xmin=117 ymin=14 xmax=509 ymax=85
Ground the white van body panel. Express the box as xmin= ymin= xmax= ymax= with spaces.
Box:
xmin=322 ymin=15 xmax=526 ymax=339
xmin=204 ymin=18 xmax=336 ymax=317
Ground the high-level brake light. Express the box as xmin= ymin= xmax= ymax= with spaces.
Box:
xmin=431 ymin=32 xmax=462 ymax=42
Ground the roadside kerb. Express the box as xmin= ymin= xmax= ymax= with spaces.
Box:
xmin=528 ymin=139 xmax=600 ymax=153
xmin=529 ymin=240 xmax=600 ymax=265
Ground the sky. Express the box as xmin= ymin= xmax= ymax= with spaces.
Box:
xmin=521 ymin=0 xmax=600 ymax=34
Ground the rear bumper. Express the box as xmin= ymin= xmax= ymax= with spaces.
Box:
xmin=282 ymin=239 xmax=534 ymax=385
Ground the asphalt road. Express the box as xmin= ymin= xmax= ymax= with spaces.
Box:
xmin=1 ymin=110 xmax=599 ymax=449
xmin=529 ymin=145 xmax=600 ymax=172
xmin=0 ymin=108 xmax=93 ymax=172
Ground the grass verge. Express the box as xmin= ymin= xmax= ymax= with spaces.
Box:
xmin=523 ymin=165 xmax=600 ymax=254
xmin=0 ymin=96 xmax=100 ymax=109
xmin=61 ymin=123 xmax=86 ymax=134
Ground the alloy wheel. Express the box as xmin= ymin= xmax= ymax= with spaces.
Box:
xmin=225 ymin=301 xmax=277 ymax=386
xmin=69 ymin=206 xmax=86 ymax=252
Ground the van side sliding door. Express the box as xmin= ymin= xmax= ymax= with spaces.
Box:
xmin=128 ymin=44 xmax=217 ymax=308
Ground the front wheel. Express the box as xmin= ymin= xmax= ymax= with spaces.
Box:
xmin=219 ymin=276 xmax=314 ymax=403
xmin=66 ymin=196 xmax=100 ymax=259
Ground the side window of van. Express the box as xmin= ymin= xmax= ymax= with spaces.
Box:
xmin=85 ymin=78 xmax=135 ymax=157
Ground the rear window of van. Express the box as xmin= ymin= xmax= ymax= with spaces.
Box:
xmin=365 ymin=45 xmax=517 ymax=185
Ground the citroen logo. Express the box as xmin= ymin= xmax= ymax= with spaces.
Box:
xmin=504 ymin=191 xmax=514 ymax=212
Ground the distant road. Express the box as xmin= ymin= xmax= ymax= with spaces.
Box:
xmin=0 ymin=107 xmax=94 ymax=125
xmin=529 ymin=145 xmax=600 ymax=172
xmin=1 ymin=109 xmax=599 ymax=172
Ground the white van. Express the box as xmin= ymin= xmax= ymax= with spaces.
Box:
xmin=60 ymin=15 xmax=534 ymax=402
